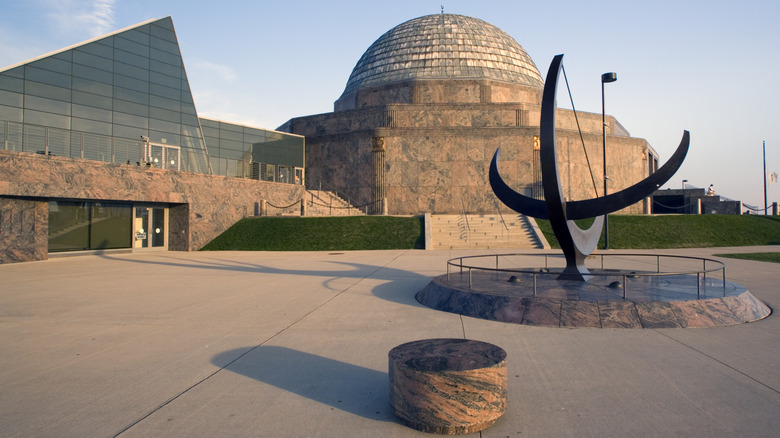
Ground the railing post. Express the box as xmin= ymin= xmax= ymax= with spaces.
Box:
xmin=623 ymin=275 xmax=627 ymax=299
xmin=697 ymin=272 xmax=701 ymax=299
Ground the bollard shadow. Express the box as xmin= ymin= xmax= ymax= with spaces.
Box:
xmin=212 ymin=346 xmax=395 ymax=422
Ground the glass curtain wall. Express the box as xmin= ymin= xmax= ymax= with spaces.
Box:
xmin=200 ymin=118 xmax=305 ymax=183
xmin=0 ymin=17 xmax=210 ymax=173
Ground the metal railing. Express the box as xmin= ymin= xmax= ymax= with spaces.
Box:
xmin=446 ymin=253 xmax=727 ymax=300
xmin=1 ymin=120 xmax=302 ymax=184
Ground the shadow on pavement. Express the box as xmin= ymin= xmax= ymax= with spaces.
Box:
xmin=100 ymin=253 xmax=432 ymax=307
xmin=212 ymin=346 xmax=396 ymax=422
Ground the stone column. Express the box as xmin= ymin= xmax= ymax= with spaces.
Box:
xmin=372 ymin=137 xmax=386 ymax=215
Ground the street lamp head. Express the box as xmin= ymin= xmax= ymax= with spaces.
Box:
xmin=601 ymin=72 xmax=617 ymax=83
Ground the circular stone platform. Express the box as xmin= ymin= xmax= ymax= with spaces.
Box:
xmin=417 ymin=270 xmax=771 ymax=328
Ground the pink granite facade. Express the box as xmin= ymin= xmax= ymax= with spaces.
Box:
xmin=282 ymin=78 xmax=656 ymax=216
xmin=0 ymin=150 xmax=303 ymax=264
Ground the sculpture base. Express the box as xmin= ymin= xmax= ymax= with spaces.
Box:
xmin=417 ymin=271 xmax=771 ymax=328
xmin=389 ymin=338 xmax=507 ymax=434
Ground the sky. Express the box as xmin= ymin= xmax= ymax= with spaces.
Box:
xmin=1 ymin=0 xmax=778 ymax=211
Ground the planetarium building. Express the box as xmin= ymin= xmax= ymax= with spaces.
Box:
xmin=1 ymin=13 xmax=661 ymax=264
xmin=281 ymin=14 xmax=658 ymax=215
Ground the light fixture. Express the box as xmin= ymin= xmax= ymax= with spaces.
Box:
xmin=602 ymin=72 xmax=617 ymax=250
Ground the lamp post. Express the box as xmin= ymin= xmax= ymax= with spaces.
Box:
xmin=682 ymin=179 xmax=688 ymax=190
xmin=601 ymin=72 xmax=617 ymax=250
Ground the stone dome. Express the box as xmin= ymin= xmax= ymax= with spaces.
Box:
xmin=340 ymin=14 xmax=543 ymax=97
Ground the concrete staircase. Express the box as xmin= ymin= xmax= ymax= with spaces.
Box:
xmin=428 ymin=214 xmax=548 ymax=250
xmin=304 ymin=190 xmax=366 ymax=216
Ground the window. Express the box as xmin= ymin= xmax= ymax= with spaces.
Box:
xmin=48 ymin=201 xmax=132 ymax=252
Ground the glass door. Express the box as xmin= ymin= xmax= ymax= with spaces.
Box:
xmin=133 ymin=206 xmax=168 ymax=250
xmin=146 ymin=142 xmax=181 ymax=170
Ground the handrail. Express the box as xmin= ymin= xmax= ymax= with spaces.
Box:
xmin=460 ymin=199 xmax=470 ymax=231
xmin=493 ymin=199 xmax=509 ymax=231
xmin=446 ymin=253 xmax=727 ymax=300
xmin=307 ymin=182 xmax=369 ymax=213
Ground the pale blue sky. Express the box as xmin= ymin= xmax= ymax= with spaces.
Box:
xmin=1 ymin=0 xmax=778 ymax=210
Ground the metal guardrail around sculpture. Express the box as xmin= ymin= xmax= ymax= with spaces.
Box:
xmin=446 ymin=253 xmax=727 ymax=300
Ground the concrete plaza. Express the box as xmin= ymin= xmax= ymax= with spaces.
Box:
xmin=1 ymin=247 xmax=778 ymax=437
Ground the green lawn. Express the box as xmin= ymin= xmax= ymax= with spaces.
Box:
xmin=201 ymin=216 xmax=424 ymax=251
xmin=201 ymin=214 xmax=780 ymax=252
xmin=536 ymin=215 xmax=780 ymax=249
xmin=714 ymin=252 xmax=780 ymax=263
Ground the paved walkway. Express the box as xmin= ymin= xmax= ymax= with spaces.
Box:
xmin=0 ymin=247 xmax=778 ymax=437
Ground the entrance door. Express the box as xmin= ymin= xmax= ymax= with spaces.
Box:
xmin=133 ymin=206 xmax=168 ymax=250
xmin=147 ymin=143 xmax=181 ymax=170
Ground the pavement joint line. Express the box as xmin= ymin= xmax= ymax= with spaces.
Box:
xmin=111 ymin=250 xmax=411 ymax=437
xmin=654 ymin=329 xmax=780 ymax=395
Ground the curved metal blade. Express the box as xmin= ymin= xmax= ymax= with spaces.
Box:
xmin=489 ymin=148 xmax=549 ymax=219
xmin=565 ymin=130 xmax=689 ymax=219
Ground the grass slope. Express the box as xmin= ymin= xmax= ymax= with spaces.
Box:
xmin=202 ymin=214 xmax=780 ymax=252
xmin=201 ymin=216 xmax=424 ymax=251
xmin=537 ymin=215 xmax=780 ymax=249
xmin=715 ymin=252 xmax=780 ymax=263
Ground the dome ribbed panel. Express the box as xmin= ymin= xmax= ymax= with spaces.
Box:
xmin=341 ymin=14 xmax=543 ymax=95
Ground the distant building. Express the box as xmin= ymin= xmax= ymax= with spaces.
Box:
xmin=652 ymin=187 xmax=743 ymax=215
xmin=281 ymin=14 xmax=659 ymax=215
xmin=0 ymin=17 xmax=304 ymax=263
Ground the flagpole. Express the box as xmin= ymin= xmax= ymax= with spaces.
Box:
xmin=763 ymin=140 xmax=767 ymax=215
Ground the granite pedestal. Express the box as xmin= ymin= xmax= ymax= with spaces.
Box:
xmin=388 ymin=338 xmax=507 ymax=434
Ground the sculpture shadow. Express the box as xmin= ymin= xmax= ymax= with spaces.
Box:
xmin=100 ymin=253 xmax=431 ymax=307
xmin=212 ymin=346 xmax=395 ymax=422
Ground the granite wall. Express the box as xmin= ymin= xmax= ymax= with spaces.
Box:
xmin=284 ymin=78 xmax=655 ymax=216
xmin=0 ymin=151 xmax=304 ymax=264
xmin=0 ymin=197 xmax=48 ymax=263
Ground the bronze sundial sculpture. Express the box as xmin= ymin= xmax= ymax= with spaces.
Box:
xmin=490 ymin=54 xmax=690 ymax=280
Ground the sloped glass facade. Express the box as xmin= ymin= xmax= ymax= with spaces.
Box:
xmin=0 ymin=16 xmax=305 ymax=180
xmin=0 ymin=17 xmax=210 ymax=172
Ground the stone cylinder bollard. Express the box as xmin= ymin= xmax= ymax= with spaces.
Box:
xmin=388 ymin=338 xmax=507 ymax=434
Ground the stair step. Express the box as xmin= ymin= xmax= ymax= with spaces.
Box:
xmin=429 ymin=214 xmax=544 ymax=249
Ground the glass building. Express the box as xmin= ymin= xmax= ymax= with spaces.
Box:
xmin=0 ymin=16 xmax=304 ymax=257
xmin=0 ymin=16 xmax=303 ymax=179
xmin=200 ymin=118 xmax=305 ymax=183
